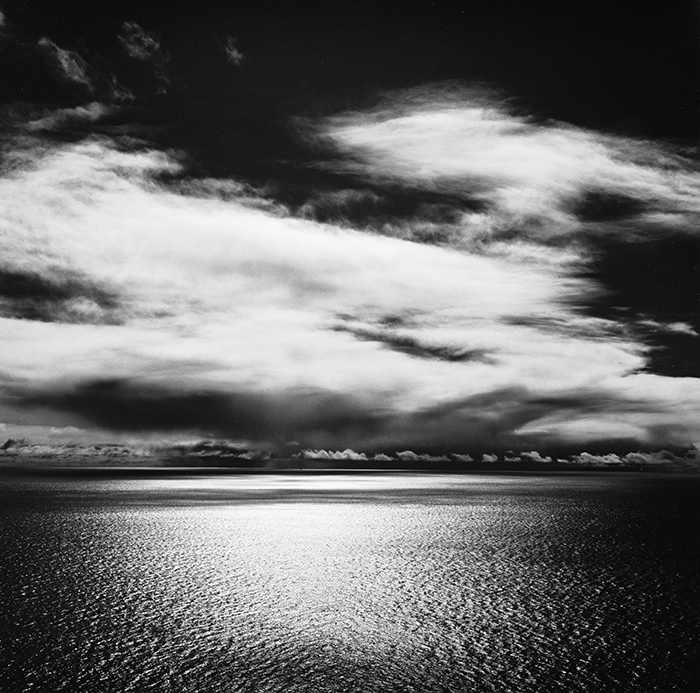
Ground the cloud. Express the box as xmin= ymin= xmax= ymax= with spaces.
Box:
xmin=48 ymin=426 xmax=84 ymax=436
xmin=118 ymin=21 xmax=170 ymax=91
xmin=224 ymin=36 xmax=244 ymax=66
xmin=119 ymin=21 xmax=166 ymax=63
xmin=318 ymin=85 xmax=700 ymax=249
xmin=308 ymin=84 xmax=700 ymax=381
xmin=0 ymin=131 xmax=697 ymax=452
xmin=37 ymin=37 xmax=93 ymax=94
xmin=332 ymin=321 xmax=493 ymax=363
xmin=0 ymin=16 xmax=141 ymax=109
xmin=13 ymin=378 xmax=384 ymax=448
xmin=13 ymin=375 xmax=693 ymax=454
xmin=25 ymin=102 xmax=114 ymax=133
xmin=0 ymin=265 xmax=120 ymax=323
xmin=294 ymin=184 xmax=484 ymax=248
xmin=301 ymin=449 xmax=368 ymax=461
xmin=370 ymin=383 xmax=700 ymax=453
xmin=513 ymin=376 xmax=700 ymax=450
xmin=566 ymin=450 xmax=700 ymax=471
xmin=639 ymin=321 xmax=697 ymax=337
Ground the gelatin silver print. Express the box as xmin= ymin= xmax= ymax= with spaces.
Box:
xmin=1 ymin=2 xmax=699 ymax=691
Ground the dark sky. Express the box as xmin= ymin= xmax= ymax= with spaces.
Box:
xmin=3 ymin=0 xmax=699 ymax=136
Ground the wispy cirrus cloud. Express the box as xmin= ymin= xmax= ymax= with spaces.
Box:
xmin=37 ymin=37 xmax=94 ymax=94
xmin=25 ymin=102 xmax=116 ymax=133
xmin=223 ymin=36 xmax=244 ymax=67
xmin=317 ymin=85 xmax=700 ymax=250
xmin=118 ymin=21 xmax=170 ymax=93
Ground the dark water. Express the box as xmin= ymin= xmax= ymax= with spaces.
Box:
xmin=1 ymin=472 xmax=699 ymax=693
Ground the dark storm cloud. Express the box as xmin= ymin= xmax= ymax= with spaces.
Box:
xmin=379 ymin=387 xmax=682 ymax=455
xmin=0 ymin=380 xmax=515 ymax=450
xmin=10 ymin=374 xmax=695 ymax=455
xmin=0 ymin=266 xmax=121 ymax=324
xmin=13 ymin=378 xmax=385 ymax=447
xmin=381 ymin=387 xmax=543 ymax=452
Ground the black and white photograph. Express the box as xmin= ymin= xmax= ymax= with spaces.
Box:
xmin=1 ymin=1 xmax=699 ymax=691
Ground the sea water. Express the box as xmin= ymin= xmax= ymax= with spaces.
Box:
xmin=1 ymin=472 xmax=699 ymax=692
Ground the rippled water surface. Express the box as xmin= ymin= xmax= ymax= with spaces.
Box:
xmin=2 ymin=472 xmax=699 ymax=692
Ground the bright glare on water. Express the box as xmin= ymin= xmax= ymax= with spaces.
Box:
xmin=1 ymin=473 xmax=699 ymax=692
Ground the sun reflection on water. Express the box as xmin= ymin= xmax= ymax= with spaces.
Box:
xmin=2 ymin=474 xmax=700 ymax=692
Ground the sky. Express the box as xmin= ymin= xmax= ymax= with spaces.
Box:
xmin=0 ymin=0 xmax=699 ymax=456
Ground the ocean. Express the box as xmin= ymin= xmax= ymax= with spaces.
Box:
xmin=1 ymin=472 xmax=699 ymax=692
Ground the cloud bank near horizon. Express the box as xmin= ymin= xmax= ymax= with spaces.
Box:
xmin=0 ymin=83 xmax=699 ymax=454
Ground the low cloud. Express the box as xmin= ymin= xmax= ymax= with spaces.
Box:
xmin=10 ymin=374 xmax=700 ymax=454
xmin=14 ymin=378 xmax=384 ymax=449
xmin=48 ymin=426 xmax=84 ymax=436
xmin=301 ymin=449 xmax=368 ymax=461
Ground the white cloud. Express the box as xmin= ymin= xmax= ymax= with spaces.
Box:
xmin=321 ymin=86 xmax=700 ymax=247
xmin=26 ymin=103 xmax=114 ymax=132
xmin=224 ymin=36 xmax=244 ymax=66
xmin=48 ymin=426 xmax=84 ymax=436
xmin=0 ymin=135 xmax=697 ymax=449
xmin=302 ymin=449 xmax=368 ymax=461
xmin=638 ymin=319 xmax=698 ymax=337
